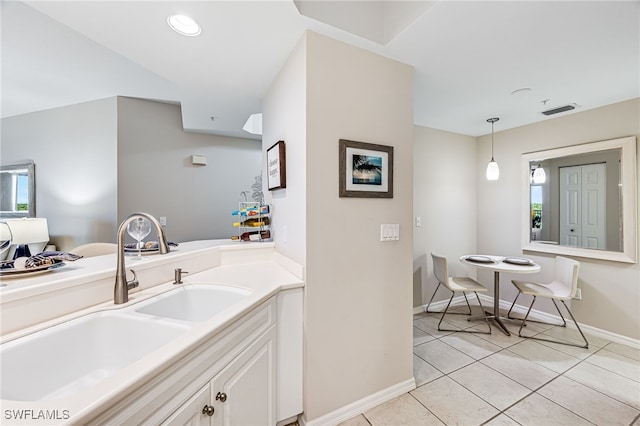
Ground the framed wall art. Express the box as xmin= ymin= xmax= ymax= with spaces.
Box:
xmin=339 ymin=139 xmax=393 ymax=198
xmin=267 ymin=140 xmax=286 ymax=190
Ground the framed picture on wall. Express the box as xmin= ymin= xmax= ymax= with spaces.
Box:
xmin=339 ymin=139 xmax=393 ymax=198
xmin=267 ymin=140 xmax=286 ymax=190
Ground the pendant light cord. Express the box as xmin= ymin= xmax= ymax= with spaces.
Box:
xmin=487 ymin=117 xmax=499 ymax=161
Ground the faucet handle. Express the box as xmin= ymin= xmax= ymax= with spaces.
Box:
xmin=127 ymin=269 xmax=139 ymax=291
xmin=174 ymin=268 xmax=188 ymax=284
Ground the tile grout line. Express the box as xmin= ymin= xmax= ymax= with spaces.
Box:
xmin=409 ymin=311 xmax=640 ymax=426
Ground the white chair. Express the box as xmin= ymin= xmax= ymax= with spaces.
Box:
xmin=70 ymin=242 xmax=117 ymax=258
xmin=425 ymin=253 xmax=491 ymax=334
xmin=507 ymin=256 xmax=588 ymax=348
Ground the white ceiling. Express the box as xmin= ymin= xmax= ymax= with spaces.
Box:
xmin=2 ymin=1 xmax=638 ymax=139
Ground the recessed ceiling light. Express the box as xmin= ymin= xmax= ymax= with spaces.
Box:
xmin=167 ymin=14 xmax=201 ymax=36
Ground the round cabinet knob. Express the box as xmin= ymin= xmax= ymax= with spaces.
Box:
xmin=202 ymin=405 xmax=215 ymax=417
xmin=216 ymin=392 xmax=227 ymax=402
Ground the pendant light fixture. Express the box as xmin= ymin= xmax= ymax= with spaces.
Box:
xmin=532 ymin=164 xmax=546 ymax=184
xmin=486 ymin=117 xmax=500 ymax=181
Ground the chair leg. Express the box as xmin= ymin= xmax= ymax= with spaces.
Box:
xmin=560 ymin=300 xmax=589 ymax=348
xmin=426 ymin=282 xmax=472 ymax=315
xmin=437 ymin=291 xmax=491 ymax=334
xmin=517 ymin=296 xmax=589 ymax=348
xmin=507 ymin=293 xmax=520 ymax=319
xmin=508 ymin=293 xmax=565 ymax=327
xmin=425 ymin=282 xmax=442 ymax=313
xmin=436 ymin=293 xmax=455 ymax=331
xmin=551 ymin=299 xmax=567 ymax=327
xmin=474 ymin=291 xmax=492 ymax=334
xmin=517 ymin=296 xmax=536 ymax=337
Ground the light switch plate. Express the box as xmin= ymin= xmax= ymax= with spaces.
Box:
xmin=380 ymin=224 xmax=400 ymax=241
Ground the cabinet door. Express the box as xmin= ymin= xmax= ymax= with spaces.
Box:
xmin=211 ymin=327 xmax=276 ymax=426
xmin=162 ymin=384 xmax=212 ymax=426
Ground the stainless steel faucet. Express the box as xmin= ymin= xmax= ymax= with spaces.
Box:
xmin=114 ymin=212 xmax=170 ymax=304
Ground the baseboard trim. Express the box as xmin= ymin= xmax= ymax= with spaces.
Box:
xmin=416 ymin=295 xmax=640 ymax=348
xmin=300 ymin=377 xmax=416 ymax=426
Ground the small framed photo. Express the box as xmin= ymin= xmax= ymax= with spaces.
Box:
xmin=267 ymin=140 xmax=286 ymax=190
xmin=339 ymin=139 xmax=393 ymax=198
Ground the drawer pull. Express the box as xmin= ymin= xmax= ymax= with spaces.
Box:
xmin=202 ymin=405 xmax=215 ymax=416
xmin=216 ymin=392 xmax=227 ymax=402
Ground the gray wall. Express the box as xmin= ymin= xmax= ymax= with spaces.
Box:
xmin=1 ymin=98 xmax=118 ymax=250
xmin=117 ymin=97 xmax=262 ymax=243
xmin=1 ymin=97 xmax=262 ymax=250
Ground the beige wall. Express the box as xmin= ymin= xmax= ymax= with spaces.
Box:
xmin=413 ymin=126 xmax=478 ymax=308
xmin=473 ymin=98 xmax=640 ymax=339
xmin=1 ymin=98 xmax=118 ymax=250
xmin=265 ymin=31 xmax=415 ymax=422
xmin=117 ymin=97 xmax=262 ymax=243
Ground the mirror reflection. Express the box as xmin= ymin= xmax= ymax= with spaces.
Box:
xmin=528 ymin=149 xmax=621 ymax=251
xmin=521 ymin=136 xmax=637 ymax=263
xmin=0 ymin=162 xmax=35 ymax=218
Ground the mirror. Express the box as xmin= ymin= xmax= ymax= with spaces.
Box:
xmin=0 ymin=162 xmax=35 ymax=218
xmin=522 ymin=136 xmax=637 ymax=263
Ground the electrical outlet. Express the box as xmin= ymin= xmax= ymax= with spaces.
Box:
xmin=160 ymin=216 xmax=167 ymax=226
xmin=574 ymin=288 xmax=582 ymax=300
xmin=415 ymin=216 xmax=422 ymax=227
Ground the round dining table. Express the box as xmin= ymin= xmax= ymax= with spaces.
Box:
xmin=459 ymin=255 xmax=541 ymax=335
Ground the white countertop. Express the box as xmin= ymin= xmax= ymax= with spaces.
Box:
xmin=0 ymin=240 xmax=300 ymax=334
xmin=0 ymin=241 xmax=304 ymax=424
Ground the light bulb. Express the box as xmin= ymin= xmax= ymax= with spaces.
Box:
xmin=486 ymin=160 xmax=500 ymax=181
xmin=532 ymin=166 xmax=546 ymax=184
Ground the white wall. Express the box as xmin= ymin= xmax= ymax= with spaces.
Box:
xmin=413 ymin=126 xmax=478 ymax=308
xmin=1 ymin=98 xmax=118 ymax=250
xmin=264 ymin=30 xmax=414 ymax=422
xmin=262 ymin=35 xmax=308 ymax=266
xmin=117 ymin=97 xmax=262 ymax=243
xmin=475 ymin=98 xmax=640 ymax=340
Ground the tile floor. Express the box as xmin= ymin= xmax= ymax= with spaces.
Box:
xmin=339 ymin=304 xmax=640 ymax=426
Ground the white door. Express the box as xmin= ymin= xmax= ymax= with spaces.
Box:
xmin=560 ymin=166 xmax=582 ymax=246
xmin=560 ymin=163 xmax=606 ymax=248
xmin=580 ymin=163 xmax=607 ymax=248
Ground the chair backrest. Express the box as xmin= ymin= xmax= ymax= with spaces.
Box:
xmin=554 ymin=256 xmax=581 ymax=297
xmin=70 ymin=242 xmax=117 ymax=258
xmin=431 ymin=253 xmax=450 ymax=287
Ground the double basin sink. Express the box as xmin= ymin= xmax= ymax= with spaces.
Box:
xmin=0 ymin=284 xmax=252 ymax=401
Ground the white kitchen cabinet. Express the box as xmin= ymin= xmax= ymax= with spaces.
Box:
xmin=211 ymin=326 xmax=276 ymax=425
xmin=86 ymin=288 xmax=301 ymax=426
xmin=163 ymin=384 xmax=211 ymax=426
xmin=161 ymin=317 xmax=276 ymax=426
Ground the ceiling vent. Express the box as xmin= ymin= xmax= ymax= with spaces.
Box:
xmin=541 ymin=104 xmax=578 ymax=116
